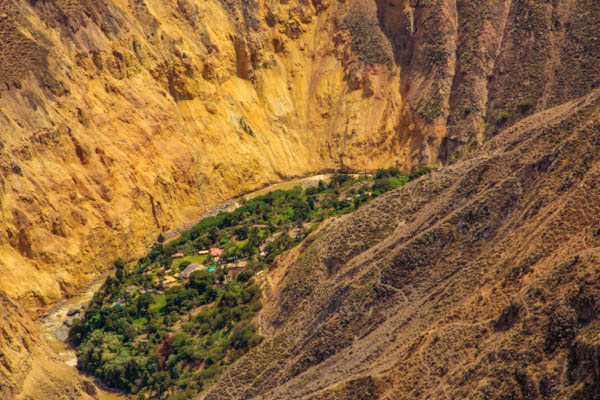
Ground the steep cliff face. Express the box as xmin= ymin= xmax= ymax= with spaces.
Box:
xmin=0 ymin=0 xmax=599 ymax=397
xmin=206 ymin=89 xmax=600 ymax=400
xmin=0 ymin=0 xmax=409 ymax=312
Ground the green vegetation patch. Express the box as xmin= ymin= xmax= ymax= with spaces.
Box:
xmin=69 ymin=169 xmax=432 ymax=398
xmin=172 ymin=255 xmax=207 ymax=269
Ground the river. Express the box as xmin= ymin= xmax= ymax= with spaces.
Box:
xmin=39 ymin=272 xmax=125 ymax=399
xmin=38 ymin=173 xmax=336 ymax=398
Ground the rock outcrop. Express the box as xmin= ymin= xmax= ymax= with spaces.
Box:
xmin=0 ymin=293 xmax=95 ymax=399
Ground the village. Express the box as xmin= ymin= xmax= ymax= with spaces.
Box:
xmin=67 ymin=170 xmax=427 ymax=398
xmin=111 ymin=221 xmax=302 ymax=307
xmin=150 ymin=247 xmax=244 ymax=289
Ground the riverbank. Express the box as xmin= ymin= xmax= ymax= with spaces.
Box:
xmin=164 ymin=174 xmax=336 ymax=245
xmin=39 ymin=272 xmax=126 ymax=399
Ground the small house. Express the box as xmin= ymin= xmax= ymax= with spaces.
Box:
xmin=179 ymin=263 xmax=207 ymax=280
xmin=173 ymin=252 xmax=185 ymax=258
xmin=211 ymin=247 xmax=224 ymax=258
xmin=163 ymin=275 xmax=177 ymax=287
xmin=198 ymin=250 xmax=209 ymax=255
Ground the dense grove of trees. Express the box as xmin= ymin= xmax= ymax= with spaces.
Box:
xmin=71 ymin=263 xmax=262 ymax=396
xmin=69 ymin=170 xmax=431 ymax=398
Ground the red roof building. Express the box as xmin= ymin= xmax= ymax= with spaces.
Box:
xmin=210 ymin=247 xmax=224 ymax=258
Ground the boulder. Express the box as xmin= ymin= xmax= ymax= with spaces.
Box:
xmin=66 ymin=308 xmax=80 ymax=316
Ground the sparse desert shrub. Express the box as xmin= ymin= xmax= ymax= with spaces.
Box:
xmin=421 ymin=98 xmax=444 ymax=123
xmin=342 ymin=12 xmax=393 ymax=68
xmin=496 ymin=111 xmax=510 ymax=126
xmin=517 ymin=98 xmax=535 ymax=114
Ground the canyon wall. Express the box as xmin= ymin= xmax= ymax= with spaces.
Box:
xmin=0 ymin=0 xmax=599 ymax=397
xmin=0 ymin=0 xmax=412 ymax=313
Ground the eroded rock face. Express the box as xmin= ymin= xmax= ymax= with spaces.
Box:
xmin=0 ymin=0 xmax=411 ymax=313
xmin=1 ymin=0 xmax=599 ymax=311
xmin=0 ymin=0 xmax=599 ymax=397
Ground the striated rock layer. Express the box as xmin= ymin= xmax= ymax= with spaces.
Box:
xmin=0 ymin=0 xmax=599 ymax=397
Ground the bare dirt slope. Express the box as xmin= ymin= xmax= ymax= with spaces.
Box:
xmin=0 ymin=0 xmax=599 ymax=397
xmin=204 ymin=90 xmax=600 ymax=399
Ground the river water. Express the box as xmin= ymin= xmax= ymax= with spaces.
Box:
xmin=37 ymin=174 xmax=335 ymax=398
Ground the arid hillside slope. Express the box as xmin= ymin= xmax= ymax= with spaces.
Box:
xmin=0 ymin=0 xmax=599 ymax=397
xmin=205 ymin=90 xmax=600 ymax=399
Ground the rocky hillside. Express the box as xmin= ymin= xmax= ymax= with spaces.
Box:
xmin=0 ymin=0 xmax=599 ymax=397
xmin=206 ymin=89 xmax=600 ymax=399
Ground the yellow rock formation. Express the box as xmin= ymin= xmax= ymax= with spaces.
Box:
xmin=2 ymin=0 xmax=598 ymax=395
xmin=0 ymin=0 xmax=428 ymax=314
